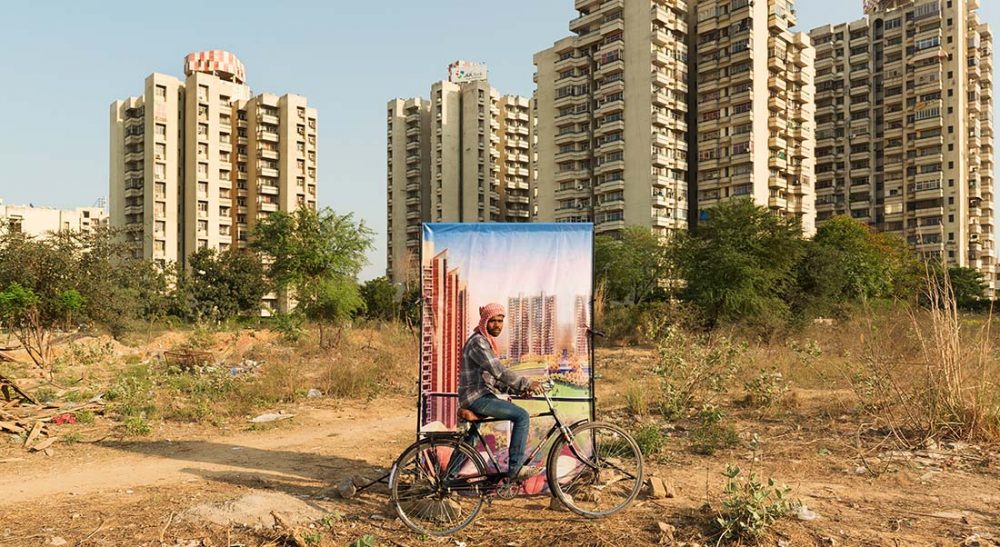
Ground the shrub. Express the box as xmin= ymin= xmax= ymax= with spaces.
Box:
xmin=123 ymin=415 xmax=152 ymax=436
xmin=741 ymin=368 xmax=790 ymax=409
xmin=655 ymin=327 xmax=746 ymax=419
xmin=852 ymin=269 xmax=1000 ymax=443
xmin=716 ymin=464 xmax=791 ymax=542
xmin=349 ymin=536 xmax=376 ymax=547
xmin=270 ymin=312 xmax=306 ymax=343
xmin=106 ymin=364 xmax=157 ymax=423
xmin=689 ymin=405 xmax=739 ymax=456
xmin=631 ymin=423 xmax=665 ymax=456
xmin=624 ymin=382 xmax=649 ymax=416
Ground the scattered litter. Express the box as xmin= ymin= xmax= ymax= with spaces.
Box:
xmin=51 ymin=413 xmax=76 ymax=426
xmin=796 ymin=505 xmax=819 ymax=521
xmin=0 ymin=393 xmax=105 ymax=451
xmin=249 ymin=411 xmax=295 ymax=423
xmin=306 ymin=389 xmax=323 ymax=398
xmin=49 ymin=537 xmax=67 ymax=546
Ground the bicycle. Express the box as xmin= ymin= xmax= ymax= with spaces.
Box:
xmin=388 ymin=379 xmax=645 ymax=536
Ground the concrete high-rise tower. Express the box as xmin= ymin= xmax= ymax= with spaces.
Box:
xmin=110 ymin=50 xmax=318 ymax=296
xmin=810 ymin=0 xmax=995 ymax=293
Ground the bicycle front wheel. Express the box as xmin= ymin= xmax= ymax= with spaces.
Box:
xmin=546 ymin=421 xmax=644 ymax=518
xmin=389 ymin=437 xmax=487 ymax=536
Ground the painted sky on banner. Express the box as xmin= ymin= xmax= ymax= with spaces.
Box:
xmin=424 ymin=223 xmax=592 ymax=337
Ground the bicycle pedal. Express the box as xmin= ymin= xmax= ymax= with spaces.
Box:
xmin=496 ymin=483 xmax=519 ymax=500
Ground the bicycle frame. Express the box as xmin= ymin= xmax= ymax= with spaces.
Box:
xmin=436 ymin=386 xmax=596 ymax=492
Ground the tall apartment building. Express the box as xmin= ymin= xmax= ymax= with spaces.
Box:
xmin=809 ymin=0 xmax=995 ymax=293
xmin=533 ymin=0 xmax=692 ymax=237
xmin=386 ymin=98 xmax=432 ymax=285
xmin=533 ymin=0 xmax=815 ymax=238
xmin=386 ymin=61 xmax=532 ymax=283
xmin=110 ymin=50 xmax=318 ymax=275
xmin=692 ymin=0 xmax=817 ymax=235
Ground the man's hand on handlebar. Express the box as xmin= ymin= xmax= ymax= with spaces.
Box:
xmin=522 ymin=380 xmax=544 ymax=396
xmin=522 ymin=379 xmax=554 ymax=396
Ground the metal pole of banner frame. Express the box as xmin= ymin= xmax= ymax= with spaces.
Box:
xmin=416 ymin=223 xmax=425 ymax=441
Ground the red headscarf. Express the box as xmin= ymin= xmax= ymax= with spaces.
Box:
xmin=474 ymin=303 xmax=505 ymax=355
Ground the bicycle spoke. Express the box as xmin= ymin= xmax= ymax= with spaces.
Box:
xmin=548 ymin=423 xmax=644 ymax=518
xmin=391 ymin=438 xmax=486 ymax=536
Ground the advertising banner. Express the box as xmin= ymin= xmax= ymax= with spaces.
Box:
xmin=419 ymin=223 xmax=594 ymax=494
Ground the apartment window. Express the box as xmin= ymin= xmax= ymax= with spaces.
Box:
xmin=197 ymin=163 xmax=208 ymax=177
xmin=197 ymin=220 xmax=208 ymax=234
xmin=154 ymin=143 xmax=166 ymax=159
xmin=198 ymin=123 xmax=208 ymax=137
xmin=154 ymin=202 xmax=166 ymax=218
xmin=197 ymin=181 xmax=208 ymax=195
xmin=297 ymin=141 xmax=305 ymax=153
xmin=154 ymin=163 xmax=166 ymax=180
xmin=155 ymin=124 xmax=166 ymax=139
xmin=197 ymin=85 xmax=208 ymax=102
xmin=155 ymin=85 xmax=167 ymax=100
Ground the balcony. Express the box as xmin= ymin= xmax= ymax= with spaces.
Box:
xmin=258 ymin=167 xmax=279 ymax=178
xmin=258 ymin=201 xmax=279 ymax=212
xmin=258 ymin=131 xmax=279 ymax=142
xmin=260 ymin=149 xmax=278 ymax=160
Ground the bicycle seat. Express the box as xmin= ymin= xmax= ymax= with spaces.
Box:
xmin=457 ymin=408 xmax=484 ymax=422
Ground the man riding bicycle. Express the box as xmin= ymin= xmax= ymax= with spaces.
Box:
xmin=458 ymin=302 xmax=542 ymax=481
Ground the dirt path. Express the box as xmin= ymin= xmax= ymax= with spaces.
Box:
xmin=3 ymin=393 xmax=1000 ymax=545
xmin=0 ymin=397 xmax=415 ymax=507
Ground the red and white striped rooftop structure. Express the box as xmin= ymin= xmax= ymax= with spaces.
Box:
xmin=183 ymin=50 xmax=246 ymax=84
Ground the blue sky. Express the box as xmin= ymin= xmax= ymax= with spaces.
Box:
xmin=0 ymin=1 xmax=996 ymax=280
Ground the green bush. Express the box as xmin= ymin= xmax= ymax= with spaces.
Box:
xmin=106 ymin=364 xmax=157 ymax=423
xmin=270 ymin=312 xmax=306 ymax=343
xmin=689 ymin=405 xmax=739 ymax=456
xmin=741 ymin=368 xmax=790 ymax=409
xmin=716 ymin=464 xmax=791 ymax=542
xmin=631 ymin=423 xmax=665 ymax=456
xmin=655 ymin=328 xmax=746 ymax=419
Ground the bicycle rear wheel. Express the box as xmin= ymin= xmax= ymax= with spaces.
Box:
xmin=546 ymin=421 xmax=644 ymax=518
xmin=389 ymin=436 xmax=487 ymax=536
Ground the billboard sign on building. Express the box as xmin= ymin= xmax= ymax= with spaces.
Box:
xmin=419 ymin=223 xmax=594 ymax=495
xmin=448 ymin=60 xmax=488 ymax=84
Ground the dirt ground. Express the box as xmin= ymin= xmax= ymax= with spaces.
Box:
xmin=1 ymin=388 xmax=999 ymax=546
xmin=2 ymin=332 xmax=1000 ymax=546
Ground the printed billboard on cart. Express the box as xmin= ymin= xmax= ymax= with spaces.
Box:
xmin=418 ymin=223 xmax=594 ymax=494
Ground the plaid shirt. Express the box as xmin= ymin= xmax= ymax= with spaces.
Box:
xmin=458 ymin=332 xmax=531 ymax=409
